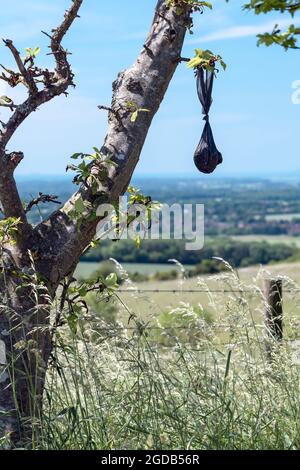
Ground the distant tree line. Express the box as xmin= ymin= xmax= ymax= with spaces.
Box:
xmin=83 ymin=238 xmax=297 ymax=273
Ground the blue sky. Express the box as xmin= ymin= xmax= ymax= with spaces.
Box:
xmin=0 ymin=0 xmax=300 ymax=178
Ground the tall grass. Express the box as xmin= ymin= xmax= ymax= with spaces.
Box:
xmin=36 ymin=263 xmax=300 ymax=450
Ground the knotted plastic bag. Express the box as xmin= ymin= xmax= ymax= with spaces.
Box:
xmin=194 ymin=68 xmax=222 ymax=174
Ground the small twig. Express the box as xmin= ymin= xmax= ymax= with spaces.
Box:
xmin=51 ymin=274 xmax=76 ymax=343
xmin=2 ymin=39 xmax=38 ymax=94
xmin=25 ymin=192 xmax=61 ymax=213
xmin=50 ymin=0 xmax=83 ymax=80
xmin=98 ymin=104 xmax=126 ymax=131
xmin=0 ymin=102 xmax=17 ymax=111
xmin=143 ymin=44 xmax=155 ymax=59
xmin=0 ymin=0 xmax=84 ymax=235
xmin=175 ymin=56 xmax=190 ymax=63
xmin=0 ymin=64 xmax=23 ymax=88
xmin=0 ymin=0 xmax=83 ymax=151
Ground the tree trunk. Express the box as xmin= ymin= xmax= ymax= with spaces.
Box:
xmin=0 ymin=0 xmax=191 ymax=446
xmin=0 ymin=248 xmax=52 ymax=447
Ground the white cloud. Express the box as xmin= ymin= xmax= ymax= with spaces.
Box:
xmin=187 ymin=17 xmax=300 ymax=44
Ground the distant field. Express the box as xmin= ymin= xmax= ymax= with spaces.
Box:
xmin=75 ymin=261 xmax=193 ymax=279
xmin=265 ymin=213 xmax=300 ymax=221
xmin=76 ymin=234 xmax=300 ymax=280
xmin=116 ymin=261 xmax=300 ymax=323
xmin=76 ymin=257 xmax=300 ymax=328
xmin=75 ymin=262 xmax=100 ymax=279
xmin=231 ymin=234 xmax=300 ymax=247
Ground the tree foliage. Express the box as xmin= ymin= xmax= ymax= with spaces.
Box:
xmin=243 ymin=0 xmax=300 ymax=49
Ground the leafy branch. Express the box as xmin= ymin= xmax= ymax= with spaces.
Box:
xmin=66 ymin=148 xmax=118 ymax=223
xmin=0 ymin=217 xmax=21 ymax=246
xmin=61 ymin=273 xmax=119 ymax=334
xmin=187 ymin=49 xmax=226 ymax=72
xmin=242 ymin=0 xmax=300 ymax=49
xmin=120 ymin=186 xmax=160 ymax=248
xmin=67 ymin=147 xmax=117 ymax=188
xmin=0 ymin=95 xmax=16 ymax=111
xmin=167 ymin=0 xmax=212 ymax=15
xmin=243 ymin=0 xmax=300 ymax=15
xmin=24 ymin=193 xmax=61 ymax=214
xmin=0 ymin=0 xmax=83 ymax=152
xmin=257 ymin=23 xmax=300 ymax=49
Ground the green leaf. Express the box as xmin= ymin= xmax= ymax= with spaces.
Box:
xmin=131 ymin=110 xmax=139 ymax=122
xmin=33 ymin=47 xmax=41 ymax=56
xmin=220 ymin=60 xmax=227 ymax=71
xmin=0 ymin=95 xmax=13 ymax=103
xmin=71 ymin=153 xmax=83 ymax=160
xmin=78 ymin=286 xmax=88 ymax=297
xmin=187 ymin=57 xmax=202 ymax=69
xmin=74 ymin=197 xmax=86 ymax=215
xmin=105 ymin=272 xmax=118 ymax=287
xmin=90 ymin=239 xmax=100 ymax=249
xmin=25 ymin=46 xmax=40 ymax=58
xmin=187 ymin=49 xmax=226 ymax=72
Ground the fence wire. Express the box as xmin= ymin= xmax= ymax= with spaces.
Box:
xmin=77 ymin=278 xmax=300 ymax=353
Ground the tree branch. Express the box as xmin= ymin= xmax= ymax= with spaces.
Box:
xmin=25 ymin=193 xmax=61 ymax=214
xmin=50 ymin=0 xmax=82 ymax=80
xmin=3 ymin=39 xmax=38 ymax=94
xmin=0 ymin=0 xmax=83 ymax=237
xmin=0 ymin=0 xmax=82 ymax=151
xmin=0 ymin=152 xmax=29 ymax=232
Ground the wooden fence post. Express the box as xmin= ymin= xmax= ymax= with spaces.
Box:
xmin=263 ymin=279 xmax=283 ymax=356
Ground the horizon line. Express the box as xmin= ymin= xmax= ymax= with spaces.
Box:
xmin=15 ymin=172 xmax=300 ymax=181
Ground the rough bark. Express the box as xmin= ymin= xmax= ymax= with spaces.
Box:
xmin=0 ymin=0 xmax=84 ymax=446
xmin=0 ymin=0 xmax=191 ymax=446
xmin=0 ymin=267 xmax=51 ymax=446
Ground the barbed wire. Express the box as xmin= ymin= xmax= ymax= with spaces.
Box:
xmin=118 ymin=289 xmax=245 ymax=293
xmin=117 ymin=288 xmax=300 ymax=293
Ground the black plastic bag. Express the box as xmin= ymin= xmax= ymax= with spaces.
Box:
xmin=194 ymin=68 xmax=222 ymax=174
